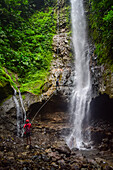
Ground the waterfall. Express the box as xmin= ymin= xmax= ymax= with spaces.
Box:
xmin=13 ymin=88 xmax=22 ymax=136
xmin=13 ymin=88 xmax=26 ymax=137
xmin=18 ymin=89 xmax=26 ymax=123
xmin=67 ymin=0 xmax=92 ymax=149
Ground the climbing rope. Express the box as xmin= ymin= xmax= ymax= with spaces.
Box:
xmin=31 ymin=90 xmax=56 ymax=124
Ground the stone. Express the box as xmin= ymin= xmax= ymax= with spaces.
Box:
xmin=32 ymin=155 xmax=38 ymax=160
xmin=34 ymin=145 xmax=40 ymax=149
xmin=55 ymin=144 xmax=71 ymax=156
xmin=42 ymin=154 xmax=50 ymax=162
xmin=58 ymin=159 xmax=65 ymax=167
xmin=71 ymin=164 xmax=80 ymax=170
xmin=51 ymin=162 xmax=59 ymax=168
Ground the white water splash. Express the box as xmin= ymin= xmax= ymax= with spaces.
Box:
xmin=67 ymin=0 xmax=92 ymax=149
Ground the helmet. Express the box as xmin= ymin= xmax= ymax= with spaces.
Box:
xmin=26 ymin=119 xmax=29 ymax=123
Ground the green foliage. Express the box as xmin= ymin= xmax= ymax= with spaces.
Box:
xmin=19 ymin=70 xmax=49 ymax=94
xmin=0 ymin=66 xmax=17 ymax=90
xmin=0 ymin=0 xmax=57 ymax=94
xmin=89 ymin=0 xmax=113 ymax=65
xmin=22 ymin=95 xmax=26 ymax=100
xmin=65 ymin=6 xmax=71 ymax=30
xmin=0 ymin=8 xmax=56 ymax=76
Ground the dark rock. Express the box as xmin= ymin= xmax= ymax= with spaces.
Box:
xmin=51 ymin=162 xmax=59 ymax=168
xmin=32 ymin=155 xmax=38 ymax=160
xmin=0 ymin=83 xmax=13 ymax=103
xmin=58 ymin=159 xmax=65 ymax=164
xmin=98 ymin=144 xmax=109 ymax=151
xmin=50 ymin=167 xmax=56 ymax=170
xmin=55 ymin=145 xmax=71 ymax=156
xmin=42 ymin=154 xmax=50 ymax=162
xmin=71 ymin=164 xmax=80 ymax=170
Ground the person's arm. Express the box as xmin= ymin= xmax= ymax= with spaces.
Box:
xmin=24 ymin=124 xmax=26 ymax=134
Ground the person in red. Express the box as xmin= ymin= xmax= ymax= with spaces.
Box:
xmin=24 ymin=119 xmax=32 ymax=145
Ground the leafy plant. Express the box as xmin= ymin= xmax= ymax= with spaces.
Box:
xmin=0 ymin=0 xmax=57 ymax=94
xmin=89 ymin=1 xmax=113 ymax=65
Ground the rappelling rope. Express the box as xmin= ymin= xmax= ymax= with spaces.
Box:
xmin=31 ymin=90 xmax=56 ymax=124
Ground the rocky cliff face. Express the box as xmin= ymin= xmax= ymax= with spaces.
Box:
xmin=90 ymin=43 xmax=113 ymax=98
xmin=99 ymin=65 xmax=113 ymax=98
xmin=84 ymin=0 xmax=113 ymax=99
xmin=89 ymin=43 xmax=113 ymax=128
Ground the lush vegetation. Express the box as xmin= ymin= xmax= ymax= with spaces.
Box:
xmin=89 ymin=0 xmax=113 ymax=66
xmin=0 ymin=66 xmax=17 ymax=89
xmin=0 ymin=0 xmax=57 ymax=94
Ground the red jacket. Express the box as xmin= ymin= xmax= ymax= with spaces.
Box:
xmin=24 ymin=123 xmax=32 ymax=134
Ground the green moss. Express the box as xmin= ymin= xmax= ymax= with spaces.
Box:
xmin=89 ymin=0 xmax=113 ymax=67
xmin=67 ymin=31 xmax=72 ymax=37
xmin=0 ymin=67 xmax=17 ymax=90
xmin=22 ymin=95 xmax=26 ymax=100
xmin=19 ymin=70 xmax=49 ymax=94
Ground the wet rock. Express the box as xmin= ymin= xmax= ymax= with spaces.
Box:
xmin=34 ymin=145 xmax=40 ymax=149
xmin=71 ymin=164 xmax=80 ymax=170
xmin=0 ymin=117 xmax=113 ymax=170
xmin=98 ymin=143 xmax=109 ymax=151
xmin=45 ymin=148 xmax=52 ymax=154
xmin=55 ymin=144 xmax=71 ymax=156
xmin=0 ymin=145 xmax=4 ymax=151
xmin=48 ymin=151 xmax=61 ymax=161
xmin=57 ymin=159 xmax=66 ymax=168
xmin=32 ymin=155 xmax=38 ymax=160
xmin=50 ymin=166 xmax=56 ymax=170
xmin=71 ymin=148 xmax=79 ymax=154
xmin=51 ymin=162 xmax=59 ymax=168
xmin=42 ymin=154 xmax=50 ymax=162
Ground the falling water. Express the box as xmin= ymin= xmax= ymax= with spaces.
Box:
xmin=13 ymin=88 xmax=22 ymax=136
xmin=18 ymin=89 xmax=26 ymax=123
xmin=67 ymin=0 xmax=92 ymax=149
xmin=13 ymin=88 xmax=26 ymax=137
xmin=18 ymin=89 xmax=27 ymax=137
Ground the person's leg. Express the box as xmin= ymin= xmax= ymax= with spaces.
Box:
xmin=29 ymin=136 xmax=31 ymax=145
xmin=26 ymin=133 xmax=29 ymax=145
xmin=27 ymin=136 xmax=28 ymax=145
xmin=56 ymin=85 xmax=58 ymax=92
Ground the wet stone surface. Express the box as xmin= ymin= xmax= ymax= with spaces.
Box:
xmin=0 ymin=112 xmax=113 ymax=170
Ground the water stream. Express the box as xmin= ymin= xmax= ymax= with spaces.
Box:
xmin=13 ymin=88 xmax=26 ymax=137
xmin=18 ymin=89 xmax=26 ymax=123
xmin=67 ymin=0 xmax=92 ymax=149
xmin=13 ymin=88 xmax=22 ymax=136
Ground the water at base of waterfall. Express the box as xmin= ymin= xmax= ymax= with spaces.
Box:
xmin=66 ymin=0 xmax=92 ymax=150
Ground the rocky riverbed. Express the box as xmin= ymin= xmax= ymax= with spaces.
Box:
xmin=0 ymin=108 xmax=113 ymax=170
